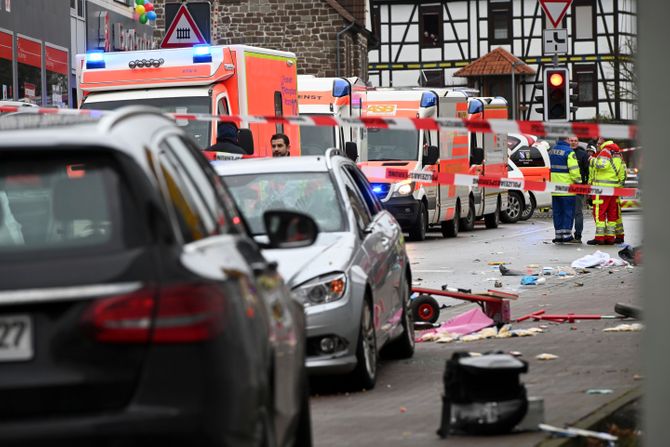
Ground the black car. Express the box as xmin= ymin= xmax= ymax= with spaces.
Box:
xmin=0 ymin=108 xmax=313 ymax=446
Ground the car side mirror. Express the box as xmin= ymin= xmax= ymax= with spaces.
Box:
xmin=263 ymin=210 xmax=319 ymax=249
xmin=470 ymin=147 xmax=484 ymax=166
xmin=345 ymin=142 xmax=358 ymax=161
xmin=238 ymin=128 xmax=254 ymax=155
xmin=423 ymin=145 xmax=439 ymax=166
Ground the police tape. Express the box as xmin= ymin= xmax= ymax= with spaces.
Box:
xmin=360 ymin=166 xmax=639 ymax=198
xmin=0 ymin=105 xmax=637 ymax=140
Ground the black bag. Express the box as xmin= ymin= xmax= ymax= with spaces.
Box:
xmin=437 ymin=351 xmax=528 ymax=437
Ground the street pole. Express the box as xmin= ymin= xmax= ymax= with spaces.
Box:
xmin=510 ymin=61 xmax=520 ymax=120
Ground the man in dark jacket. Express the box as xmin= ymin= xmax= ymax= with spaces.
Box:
xmin=568 ymin=135 xmax=591 ymax=243
xmin=205 ymin=122 xmax=247 ymax=155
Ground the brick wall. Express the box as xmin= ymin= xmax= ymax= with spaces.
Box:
xmin=151 ymin=0 xmax=369 ymax=80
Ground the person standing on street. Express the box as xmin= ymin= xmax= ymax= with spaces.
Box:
xmin=271 ymin=133 xmax=291 ymax=157
xmin=607 ymin=142 xmax=628 ymax=243
xmin=569 ymin=136 xmax=591 ymax=243
xmin=550 ymin=138 xmax=583 ymax=243
xmin=587 ymin=141 xmax=622 ymax=245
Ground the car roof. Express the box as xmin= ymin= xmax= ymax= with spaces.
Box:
xmin=214 ymin=154 xmax=336 ymax=176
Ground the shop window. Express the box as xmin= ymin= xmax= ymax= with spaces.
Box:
xmin=572 ymin=0 xmax=595 ymax=41
xmin=574 ymin=64 xmax=597 ymax=106
xmin=489 ymin=0 xmax=512 ymax=44
xmin=45 ymin=45 xmax=69 ymax=108
xmin=0 ymin=31 xmax=13 ymax=100
xmin=17 ymin=36 xmax=42 ymax=105
xmin=419 ymin=5 xmax=442 ymax=48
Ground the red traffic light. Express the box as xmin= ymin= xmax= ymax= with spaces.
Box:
xmin=549 ymin=72 xmax=564 ymax=87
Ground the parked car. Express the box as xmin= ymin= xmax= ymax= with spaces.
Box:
xmin=501 ymin=158 xmax=532 ymax=223
xmin=508 ymin=134 xmax=552 ymax=215
xmin=216 ymin=149 xmax=415 ymax=390
xmin=0 ymin=108 xmax=312 ymax=447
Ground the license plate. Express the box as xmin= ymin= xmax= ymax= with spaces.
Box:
xmin=0 ymin=315 xmax=33 ymax=362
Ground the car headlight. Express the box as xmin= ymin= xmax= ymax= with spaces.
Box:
xmin=392 ymin=181 xmax=413 ymax=197
xmin=294 ymin=273 xmax=347 ymax=306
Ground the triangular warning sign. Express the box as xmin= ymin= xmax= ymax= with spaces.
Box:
xmin=161 ymin=3 xmax=207 ymax=48
xmin=539 ymin=0 xmax=572 ymax=28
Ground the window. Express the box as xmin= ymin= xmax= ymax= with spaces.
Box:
xmin=367 ymin=129 xmax=419 ymax=161
xmin=572 ymin=0 xmax=595 ymax=41
xmin=300 ymin=125 xmax=336 ymax=156
xmin=16 ymin=36 xmax=42 ymax=104
xmin=510 ymin=146 xmax=546 ymax=167
xmin=344 ymin=166 xmax=382 ymax=216
xmin=274 ymin=91 xmax=284 ymax=134
xmin=574 ymin=64 xmax=597 ymax=106
xmin=424 ymin=70 xmax=445 ymax=88
xmin=419 ymin=5 xmax=442 ymax=48
xmin=45 ymin=45 xmax=69 ymax=107
xmin=488 ymin=0 xmax=512 ymax=44
xmin=0 ymin=31 xmax=13 ymax=100
xmin=340 ymin=168 xmax=371 ymax=231
xmin=217 ymin=97 xmax=229 ymax=115
xmin=372 ymin=4 xmax=381 ymax=42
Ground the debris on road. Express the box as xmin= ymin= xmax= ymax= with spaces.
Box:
xmin=521 ymin=276 xmax=546 ymax=285
xmin=603 ymin=323 xmax=644 ymax=332
xmin=494 ymin=280 xmax=503 ymax=288
xmin=586 ymin=389 xmax=614 ymax=395
xmin=499 ymin=264 xmax=526 ymax=276
xmin=571 ymin=250 xmax=629 ymax=269
xmin=487 ymin=261 xmax=509 ymax=265
xmin=618 ymin=244 xmax=642 ymax=265
xmin=535 ymin=353 xmax=559 ymax=360
xmin=539 ymin=423 xmax=618 ymax=442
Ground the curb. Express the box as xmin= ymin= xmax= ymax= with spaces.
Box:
xmin=536 ymin=386 xmax=642 ymax=447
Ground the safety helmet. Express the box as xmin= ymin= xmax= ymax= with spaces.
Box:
xmin=602 ymin=141 xmax=621 ymax=153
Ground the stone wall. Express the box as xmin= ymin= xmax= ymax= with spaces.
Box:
xmin=151 ymin=0 xmax=369 ymax=80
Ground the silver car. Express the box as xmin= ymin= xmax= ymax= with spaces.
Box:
xmin=216 ymin=150 xmax=415 ymax=389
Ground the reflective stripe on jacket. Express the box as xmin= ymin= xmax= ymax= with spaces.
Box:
xmin=589 ymin=148 xmax=620 ymax=187
xmin=550 ymin=140 xmax=582 ymax=196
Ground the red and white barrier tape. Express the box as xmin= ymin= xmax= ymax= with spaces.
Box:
xmin=361 ymin=167 xmax=638 ymax=197
xmin=0 ymin=106 xmax=637 ymax=140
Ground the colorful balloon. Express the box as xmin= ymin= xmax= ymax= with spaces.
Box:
xmin=139 ymin=13 xmax=148 ymax=24
xmin=135 ymin=0 xmax=144 ymax=5
xmin=144 ymin=3 xmax=154 ymax=12
xmin=135 ymin=4 xmax=145 ymax=15
xmin=147 ymin=11 xmax=157 ymax=21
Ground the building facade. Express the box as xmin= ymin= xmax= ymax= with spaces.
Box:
xmin=0 ymin=0 xmax=154 ymax=107
xmin=368 ymin=0 xmax=637 ymax=122
xmin=152 ymin=0 xmax=375 ymax=80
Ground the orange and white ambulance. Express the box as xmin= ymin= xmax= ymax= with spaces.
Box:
xmin=297 ymin=75 xmax=367 ymax=157
xmin=360 ymin=88 xmax=469 ymax=241
xmin=77 ymin=45 xmax=299 ymax=158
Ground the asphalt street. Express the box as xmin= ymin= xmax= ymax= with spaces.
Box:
xmin=310 ymin=211 xmax=643 ymax=446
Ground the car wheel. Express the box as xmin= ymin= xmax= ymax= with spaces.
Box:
xmin=441 ymin=202 xmax=460 ymax=238
xmin=350 ymin=300 xmax=377 ymax=390
xmin=408 ymin=201 xmax=427 ymax=241
xmin=411 ymin=294 xmax=440 ymax=324
xmin=382 ymin=277 xmax=415 ymax=359
xmin=520 ymin=193 xmax=536 ymax=221
xmin=501 ymin=191 xmax=523 ymax=224
xmin=460 ymin=196 xmax=475 ymax=232
xmin=484 ymin=196 xmax=501 ymax=229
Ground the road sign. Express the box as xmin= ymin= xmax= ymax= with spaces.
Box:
xmin=543 ymin=28 xmax=568 ymax=55
xmin=539 ymin=0 xmax=572 ymax=28
xmin=161 ymin=3 xmax=207 ymax=49
xmin=165 ymin=2 xmax=211 ymax=44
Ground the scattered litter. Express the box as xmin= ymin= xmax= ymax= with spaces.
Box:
xmin=527 ymin=264 xmax=540 ymax=268
xmin=603 ymin=323 xmax=644 ymax=332
xmin=535 ymin=353 xmax=558 ymax=361
xmin=586 ymin=389 xmax=613 ymax=395
xmin=488 ymin=261 xmax=509 ymax=265
xmin=416 ymin=277 xmax=423 ymax=281
xmin=512 ymin=327 xmax=544 ymax=337
xmin=499 ymin=265 xmax=526 ymax=276
xmin=575 ymin=282 xmax=584 ymax=287
xmin=400 ymin=407 xmax=407 ymax=413
xmin=496 ymin=325 xmax=512 ymax=338
xmin=539 ymin=424 xmax=618 ymax=442
xmin=633 ymin=374 xmax=643 ymax=381
xmin=542 ymin=266 xmax=554 ymax=275
xmin=618 ymin=244 xmax=642 ymax=266
xmin=510 ymin=351 xmax=523 ymax=357
xmin=571 ymin=250 xmax=628 ymax=269
xmin=494 ymin=280 xmax=503 ymax=288
xmin=468 ymin=352 xmax=482 ymax=357
xmin=486 ymin=277 xmax=499 ymax=282
xmin=521 ymin=276 xmax=546 ymax=286
xmin=473 ymin=259 xmax=481 ymax=263
xmin=558 ymin=271 xmax=568 ymax=277
xmin=386 ymin=384 xmax=392 ymax=388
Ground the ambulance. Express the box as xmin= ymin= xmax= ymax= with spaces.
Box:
xmin=297 ymin=75 xmax=367 ymax=157
xmin=77 ymin=45 xmax=300 ymax=158
xmin=360 ymin=88 xmax=470 ymax=241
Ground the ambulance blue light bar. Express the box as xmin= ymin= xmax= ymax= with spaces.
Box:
xmin=332 ymin=79 xmax=351 ymax=98
xmin=86 ymin=51 xmax=106 ymax=69
xmin=420 ymin=92 xmax=437 ymax=108
xmin=193 ymin=45 xmax=212 ymax=63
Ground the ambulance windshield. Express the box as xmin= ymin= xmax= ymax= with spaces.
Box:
xmin=81 ymin=96 xmax=211 ymax=148
xmin=366 ymin=129 xmax=419 ymax=161
xmin=300 ymin=125 xmax=336 ymax=155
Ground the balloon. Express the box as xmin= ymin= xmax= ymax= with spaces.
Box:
xmin=144 ymin=0 xmax=150 ymax=3
xmin=139 ymin=13 xmax=148 ymax=24
xmin=135 ymin=4 xmax=145 ymax=15
xmin=144 ymin=2 xmax=154 ymax=12
xmin=147 ymin=11 xmax=157 ymax=21
xmin=135 ymin=0 xmax=144 ymax=5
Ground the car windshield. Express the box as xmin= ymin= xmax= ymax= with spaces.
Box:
xmin=366 ymin=128 xmax=419 ymax=161
xmin=0 ymin=152 xmax=138 ymax=256
xmin=300 ymin=124 xmax=336 ymax=155
xmin=224 ymin=172 xmax=345 ymax=235
xmin=82 ymin=96 xmax=211 ymax=148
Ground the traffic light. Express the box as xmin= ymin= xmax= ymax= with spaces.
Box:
xmin=543 ymin=67 xmax=570 ymax=121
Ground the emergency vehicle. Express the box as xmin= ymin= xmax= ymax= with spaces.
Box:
xmin=508 ymin=133 xmax=554 ymax=212
xmin=77 ymin=45 xmax=299 ymax=158
xmin=297 ymin=75 xmax=367 ymax=157
xmin=360 ymin=88 xmax=469 ymax=241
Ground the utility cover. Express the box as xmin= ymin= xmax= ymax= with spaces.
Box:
xmin=539 ymin=0 xmax=573 ymax=28
xmin=161 ymin=3 xmax=207 ymax=48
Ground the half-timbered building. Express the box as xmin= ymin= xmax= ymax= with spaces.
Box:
xmin=367 ymin=0 xmax=637 ymax=122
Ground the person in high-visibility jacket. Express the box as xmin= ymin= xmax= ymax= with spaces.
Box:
xmin=587 ymin=141 xmax=622 ymax=245
xmin=549 ymin=138 xmax=582 ymax=243
xmin=610 ymin=143 xmax=627 ymax=243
